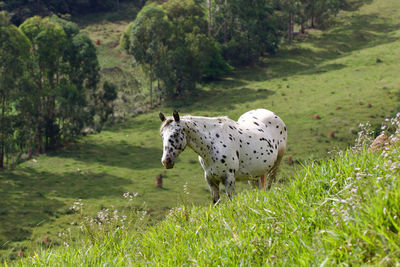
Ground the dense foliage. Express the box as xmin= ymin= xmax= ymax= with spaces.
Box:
xmin=0 ymin=14 xmax=115 ymax=168
xmin=0 ymin=0 xmax=146 ymax=24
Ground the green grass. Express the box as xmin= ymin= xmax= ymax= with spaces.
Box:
xmin=1 ymin=0 xmax=400 ymax=261
xmin=12 ymin=142 xmax=400 ymax=265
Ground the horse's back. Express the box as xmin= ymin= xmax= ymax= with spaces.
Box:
xmin=238 ymin=109 xmax=287 ymax=151
xmin=238 ymin=109 xmax=275 ymax=124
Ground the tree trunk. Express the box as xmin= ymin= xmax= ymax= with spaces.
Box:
xmin=224 ymin=0 xmax=228 ymax=42
xmin=0 ymin=150 xmax=3 ymax=169
xmin=230 ymin=13 xmax=234 ymax=40
xmin=0 ymin=102 xmax=4 ymax=169
xmin=288 ymin=13 xmax=294 ymax=43
xmin=149 ymin=65 xmax=153 ymax=109
xmin=208 ymin=0 xmax=212 ymax=36
xmin=157 ymin=79 xmax=161 ymax=103
xmin=37 ymin=81 xmax=42 ymax=154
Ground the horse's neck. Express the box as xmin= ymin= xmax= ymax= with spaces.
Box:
xmin=182 ymin=118 xmax=215 ymax=162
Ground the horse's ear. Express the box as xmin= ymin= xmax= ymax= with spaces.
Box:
xmin=159 ymin=112 xmax=166 ymax=122
xmin=173 ymin=110 xmax=180 ymax=122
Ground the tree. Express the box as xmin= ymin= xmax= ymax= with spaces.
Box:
xmin=203 ymin=0 xmax=280 ymax=66
xmin=19 ymin=15 xmax=100 ymax=152
xmin=20 ymin=16 xmax=67 ymax=153
xmin=0 ymin=12 xmax=29 ymax=168
xmin=124 ymin=4 xmax=171 ymax=107
xmin=160 ymin=0 xmax=230 ymax=95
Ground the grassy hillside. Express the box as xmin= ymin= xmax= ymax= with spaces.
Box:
xmin=13 ymin=136 xmax=400 ymax=265
xmin=1 ymin=0 xmax=400 ymax=261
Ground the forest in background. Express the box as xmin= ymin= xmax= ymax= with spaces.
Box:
xmin=0 ymin=0 xmax=369 ymax=169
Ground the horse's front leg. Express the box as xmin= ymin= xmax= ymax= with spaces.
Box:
xmin=205 ymin=175 xmax=220 ymax=205
xmin=224 ymin=172 xmax=236 ymax=199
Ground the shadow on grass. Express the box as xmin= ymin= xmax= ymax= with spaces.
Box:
xmin=164 ymin=87 xmax=276 ymax=112
xmin=72 ymin=2 xmax=139 ymax=27
xmin=233 ymin=13 xmax=400 ymax=82
xmin=52 ymin=141 xmax=163 ymax=171
xmin=0 ymin=167 xmax=131 ymax=248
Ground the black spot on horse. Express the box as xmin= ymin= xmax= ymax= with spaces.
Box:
xmin=221 ymin=159 xmax=225 ymax=163
xmin=253 ymin=121 xmax=259 ymax=126
xmin=284 ymin=126 xmax=287 ymax=131
xmin=236 ymin=151 xmax=239 ymax=157
xmin=222 ymin=155 xmax=226 ymax=159
xmin=216 ymin=133 xmax=220 ymax=138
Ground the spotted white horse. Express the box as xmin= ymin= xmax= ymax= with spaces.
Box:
xmin=159 ymin=109 xmax=287 ymax=204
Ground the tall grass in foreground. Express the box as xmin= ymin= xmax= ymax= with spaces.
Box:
xmin=11 ymin=123 xmax=400 ymax=265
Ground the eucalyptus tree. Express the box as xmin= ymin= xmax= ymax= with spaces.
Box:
xmin=0 ymin=12 xmax=29 ymax=168
xmin=19 ymin=16 xmax=67 ymax=153
xmin=123 ymin=4 xmax=171 ymax=106
xmin=202 ymin=0 xmax=279 ymax=65
xmin=124 ymin=0 xmax=229 ymax=98
xmin=54 ymin=16 xmax=100 ymax=139
xmin=19 ymin=15 xmax=100 ymax=152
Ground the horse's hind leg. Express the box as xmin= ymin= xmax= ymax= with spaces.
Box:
xmin=205 ymin=175 xmax=220 ymax=205
xmin=267 ymin=148 xmax=284 ymax=190
xmin=260 ymin=173 xmax=267 ymax=190
xmin=248 ymin=175 xmax=266 ymax=190
xmin=224 ymin=173 xmax=236 ymax=199
xmin=248 ymin=179 xmax=260 ymax=189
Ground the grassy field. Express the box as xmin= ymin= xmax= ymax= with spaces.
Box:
xmin=13 ymin=134 xmax=400 ymax=265
xmin=1 ymin=0 xmax=400 ymax=261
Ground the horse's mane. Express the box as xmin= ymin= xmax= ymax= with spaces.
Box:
xmin=159 ymin=115 xmax=232 ymax=132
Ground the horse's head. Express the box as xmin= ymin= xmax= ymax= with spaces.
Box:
xmin=159 ymin=111 xmax=187 ymax=169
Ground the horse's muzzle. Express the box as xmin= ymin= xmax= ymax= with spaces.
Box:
xmin=162 ymin=159 xmax=174 ymax=169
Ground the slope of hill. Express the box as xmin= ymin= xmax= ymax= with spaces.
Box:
xmin=1 ymin=0 xmax=400 ymax=261
xmin=14 ymin=134 xmax=400 ymax=265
